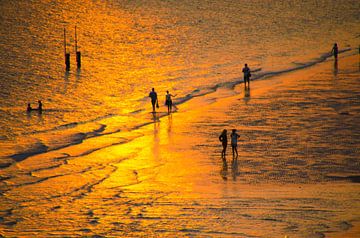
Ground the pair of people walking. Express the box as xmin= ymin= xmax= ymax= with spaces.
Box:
xmin=149 ymin=88 xmax=176 ymax=114
xmin=219 ymin=129 xmax=240 ymax=158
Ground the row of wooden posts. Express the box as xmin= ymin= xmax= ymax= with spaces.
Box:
xmin=64 ymin=27 xmax=81 ymax=71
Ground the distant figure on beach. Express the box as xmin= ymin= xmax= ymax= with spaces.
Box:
xmin=219 ymin=129 xmax=228 ymax=158
xmin=165 ymin=91 xmax=176 ymax=114
xmin=149 ymin=88 xmax=158 ymax=112
xmin=27 ymin=103 xmax=32 ymax=113
xmin=332 ymin=43 xmax=338 ymax=60
xmin=230 ymin=129 xmax=240 ymax=158
xmin=242 ymin=63 xmax=251 ymax=88
xmin=38 ymin=100 xmax=43 ymax=113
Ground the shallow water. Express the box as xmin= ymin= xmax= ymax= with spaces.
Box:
xmin=0 ymin=55 xmax=359 ymax=237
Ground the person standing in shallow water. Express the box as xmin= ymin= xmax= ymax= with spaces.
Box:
xmin=27 ymin=103 xmax=32 ymax=113
xmin=332 ymin=43 xmax=338 ymax=60
xmin=242 ymin=63 xmax=251 ymax=88
xmin=219 ymin=129 xmax=228 ymax=158
xmin=37 ymin=100 xmax=42 ymax=113
xmin=165 ymin=90 xmax=176 ymax=114
xmin=149 ymin=88 xmax=158 ymax=112
xmin=230 ymin=129 xmax=240 ymax=158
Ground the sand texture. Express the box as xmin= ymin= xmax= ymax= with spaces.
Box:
xmin=0 ymin=55 xmax=359 ymax=237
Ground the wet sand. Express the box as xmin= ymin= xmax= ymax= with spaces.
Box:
xmin=0 ymin=55 xmax=359 ymax=237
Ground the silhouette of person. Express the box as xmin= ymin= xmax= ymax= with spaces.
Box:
xmin=219 ymin=129 xmax=228 ymax=158
xmin=242 ymin=63 xmax=251 ymax=88
xmin=37 ymin=100 xmax=43 ymax=113
xmin=230 ymin=129 xmax=240 ymax=158
xmin=149 ymin=88 xmax=158 ymax=112
xmin=332 ymin=43 xmax=338 ymax=60
xmin=165 ymin=90 xmax=176 ymax=114
xmin=27 ymin=103 xmax=32 ymax=112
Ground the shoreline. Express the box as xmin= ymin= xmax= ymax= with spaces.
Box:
xmin=0 ymin=49 xmax=356 ymax=165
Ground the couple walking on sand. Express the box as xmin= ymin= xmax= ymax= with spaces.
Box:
xmin=149 ymin=88 xmax=176 ymax=114
xmin=219 ymin=129 xmax=242 ymax=159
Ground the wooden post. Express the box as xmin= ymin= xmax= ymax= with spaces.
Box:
xmin=64 ymin=28 xmax=70 ymax=71
xmin=75 ymin=26 xmax=81 ymax=68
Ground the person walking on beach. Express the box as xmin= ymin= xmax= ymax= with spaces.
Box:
xmin=230 ymin=129 xmax=240 ymax=158
xmin=165 ymin=90 xmax=176 ymax=114
xmin=149 ymin=88 xmax=158 ymax=112
xmin=332 ymin=43 xmax=338 ymax=60
xmin=219 ymin=129 xmax=228 ymax=158
xmin=242 ymin=63 xmax=251 ymax=88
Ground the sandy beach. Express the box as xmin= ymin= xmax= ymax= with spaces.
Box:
xmin=1 ymin=54 xmax=359 ymax=237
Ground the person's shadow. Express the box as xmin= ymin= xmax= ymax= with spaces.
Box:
xmin=244 ymin=87 xmax=251 ymax=105
xmin=231 ymin=158 xmax=239 ymax=181
xmin=152 ymin=112 xmax=160 ymax=159
xmin=220 ymin=157 xmax=228 ymax=181
xmin=333 ymin=59 xmax=338 ymax=76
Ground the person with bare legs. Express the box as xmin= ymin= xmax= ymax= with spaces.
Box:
xmin=219 ymin=129 xmax=228 ymax=159
xmin=331 ymin=43 xmax=338 ymax=60
xmin=37 ymin=100 xmax=43 ymax=114
xmin=165 ymin=90 xmax=176 ymax=114
xmin=242 ymin=63 xmax=251 ymax=88
xmin=230 ymin=129 xmax=240 ymax=158
xmin=27 ymin=103 xmax=32 ymax=113
xmin=149 ymin=88 xmax=158 ymax=112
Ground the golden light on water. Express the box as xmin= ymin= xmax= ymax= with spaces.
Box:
xmin=0 ymin=1 xmax=359 ymax=237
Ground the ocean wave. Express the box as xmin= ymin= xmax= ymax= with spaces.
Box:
xmin=172 ymin=48 xmax=352 ymax=105
xmin=7 ymin=124 xmax=107 ymax=164
xmin=21 ymin=114 xmax=114 ymax=136
xmin=2 ymin=49 xmax=354 ymax=166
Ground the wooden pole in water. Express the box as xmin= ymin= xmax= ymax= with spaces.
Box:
xmin=75 ymin=26 xmax=81 ymax=69
xmin=75 ymin=26 xmax=77 ymax=53
xmin=64 ymin=28 xmax=70 ymax=71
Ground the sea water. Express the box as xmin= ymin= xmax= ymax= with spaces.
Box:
xmin=0 ymin=0 xmax=359 ymax=159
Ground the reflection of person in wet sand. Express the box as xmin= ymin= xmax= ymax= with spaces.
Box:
xmin=230 ymin=129 xmax=240 ymax=158
xmin=231 ymin=158 xmax=239 ymax=181
xmin=219 ymin=129 xmax=228 ymax=158
xmin=333 ymin=59 xmax=338 ymax=76
xmin=220 ymin=157 xmax=228 ymax=181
